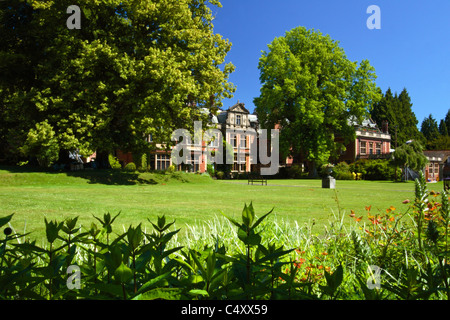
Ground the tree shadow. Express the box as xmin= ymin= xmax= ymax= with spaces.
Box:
xmin=65 ymin=170 xmax=159 ymax=185
xmin=0 ymin=165 xmax=158 ymax=185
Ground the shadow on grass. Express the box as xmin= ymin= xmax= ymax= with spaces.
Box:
xmin=65 ymin=170 xmax=159 ymax=185
xmin=0 ymin=165 xmax=159 ymax=185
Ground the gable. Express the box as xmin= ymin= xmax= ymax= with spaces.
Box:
xmin=228 ymin=102 xmax=250 ymax=114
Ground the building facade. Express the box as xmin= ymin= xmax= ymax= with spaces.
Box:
xmin=337 ymin=118 xmax=392 ymax=163
xmin=115 ymin=104 xmax=393 ymax=174
xmin=423 ymin=150 xmax=450 ymax=182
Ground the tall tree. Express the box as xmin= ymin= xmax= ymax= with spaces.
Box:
xmin=254 ymin=26 xmax=381 ymax=175
xmin=371 ymin=88 xmax=423 ymax=146
xmin=439 ymin=119 xmax=448 ymax=136
xmin=421 ymin=114 xmax=440 ymax=143
xmin=0 ymin=0 xmax=235 ymax=166
xmin=444 ymin=109 xmax=450 ymax=135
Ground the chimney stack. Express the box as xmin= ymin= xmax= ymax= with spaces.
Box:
xmin=382 ymin=120 xmax=389 ymax=134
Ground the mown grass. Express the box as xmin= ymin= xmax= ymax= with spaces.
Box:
xmin=1 ymin=165 xmax=440 ymax=244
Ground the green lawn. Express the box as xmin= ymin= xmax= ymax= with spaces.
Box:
xmin=0 ymin=166 xmax=444 ymax=243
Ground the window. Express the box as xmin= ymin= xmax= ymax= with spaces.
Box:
xmin=236 ymin=115 xmax=241 ymax=125
xmin=156 ymin=154 xmax=170 ymax=171
xmin=360 ymin=141 xmax=366 ymax=155
xmin=376 ymin=143 xmax=381 ymax=155
xmin=435 ymin=163 xmax=439 ymax=174
xmin=231 ymin=134 xmax=237 ymax=148
xmin=233 ymin=154 xmax=246 ymax=172
xmin=188 ymin=153 xmax=200 ymax=172
xmin=369 ymin=142 xmax=373 ymax=155
xmin=209 ymin=132 xmax=220 ymax=147
xmin=240 ymin=135 xmax=247 ymax=148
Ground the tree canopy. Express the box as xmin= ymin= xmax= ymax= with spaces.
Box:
xmin=254 ymin=26 xmax=381 ymax=171
xmin=370 ymin=88 xmax=424 ymax=147
xmin=421 ymin=114 xmax=440 ymax=143
xmin=391 ymin=140 xmax=428 ymax=175
xmin=0 ymin=0 xmax=235 ymax=166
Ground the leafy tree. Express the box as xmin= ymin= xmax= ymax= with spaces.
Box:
xmin=0 ymin=0 xmax=235 ymax=166
xmin=254 ymin=26 xmax=381 ymax=175
xmin=19 ymin=120 xmax=60 ymax=167
xmin=421 ymin=114 xmax=440 ymax=143
xmin=391 ymin=140 xmax=428 ymax=180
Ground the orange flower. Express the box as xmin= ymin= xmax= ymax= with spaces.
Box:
xmin=365 ymin=205 xmax=372 ymax=212
xmin=321 ymin=252 xmax=329 ymax=256
xmin=294 ymin=258 xmax=306 ymax=268
xmin=402 ymin=199 xmax=411 ymax=204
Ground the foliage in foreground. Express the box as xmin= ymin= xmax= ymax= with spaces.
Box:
xmin=0 ymin=173 xmax=449 ymax=300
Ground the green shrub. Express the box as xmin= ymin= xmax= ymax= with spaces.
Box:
xmin=124 ymin=162 xmax=136 ymax=171
xmin=206 ymin=164 xmax=214 ymax=176
xmin=138 ymin=154 xmax=147 ymax=171
xmin=216 ymin=171 xmax=224 ymax=179
xmin=333 ymin=162 xmax=353 ymax=180
xmin=167 ymin=164 xmax=176 ymax=173
xmin=349 ymin=159 xmax=396 ymax=180
xmin=108 ymin=154 xmax=122 ymax=170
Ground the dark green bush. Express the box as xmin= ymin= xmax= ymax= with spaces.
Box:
xmin=216 ymin=171 xmax=224 ymax=179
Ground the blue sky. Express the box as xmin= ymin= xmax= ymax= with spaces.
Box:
xmin=212 ymin=0 xmax=450 ymax=126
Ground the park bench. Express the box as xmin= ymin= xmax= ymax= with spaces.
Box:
xmin=248 ymin=174 xmax=267 ymax=185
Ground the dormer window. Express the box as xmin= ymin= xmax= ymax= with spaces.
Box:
xmin=236 ymin=115 xmax=241 ymax=125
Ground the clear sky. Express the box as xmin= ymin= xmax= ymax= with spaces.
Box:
xmin=212 ymin=0 xmax=450 ymax=126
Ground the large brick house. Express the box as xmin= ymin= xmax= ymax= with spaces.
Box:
xmin=115 ymin=102 xmax=260 ymax=174
xmin=114 ymin=103 xmax=393 ymax=174
xmin=337 ymin=118 xmax=392 ymax=163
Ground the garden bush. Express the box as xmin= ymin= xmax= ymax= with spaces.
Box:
xmin=1 ymin=172 xmax=449 ymax=300
xmin=166 ymin=164 xmax=176 ymax=173
xmin=124 ymin=162 xmax=136 ymax=172
xmin=206 ymin=164 xmax=214 ymax=177
xmin=216 ymin=171 xmax=224 ymax=180
xmin=332 ymin=162 xmax=353 ymax=180
xmin=349 ymin=159 xmax=398 ymax=180
xmin=108 ymin=154 xmax=122 ymax=170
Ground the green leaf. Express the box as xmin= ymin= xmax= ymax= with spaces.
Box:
xmin=0 ymin=214 xmax=14 ymax=229
xmin=252 ymin=207 xmax=274 ymax=229
xmin=187 ymin=289 xmax=209 ymax=297
xmin=132 ymin=288 xmax=184 ymax=300
xmin=114 ymin=262 xmax=133 ymax=283
xmin=242 ymin=203 xmax=254 ymax=227
xmin=220 ymin=211 xmax=241 ymax=228
xmin=137 ymin=272 xmax=172 ymax=294
xmin=44 ymin=218 xmax=62 ymax=244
